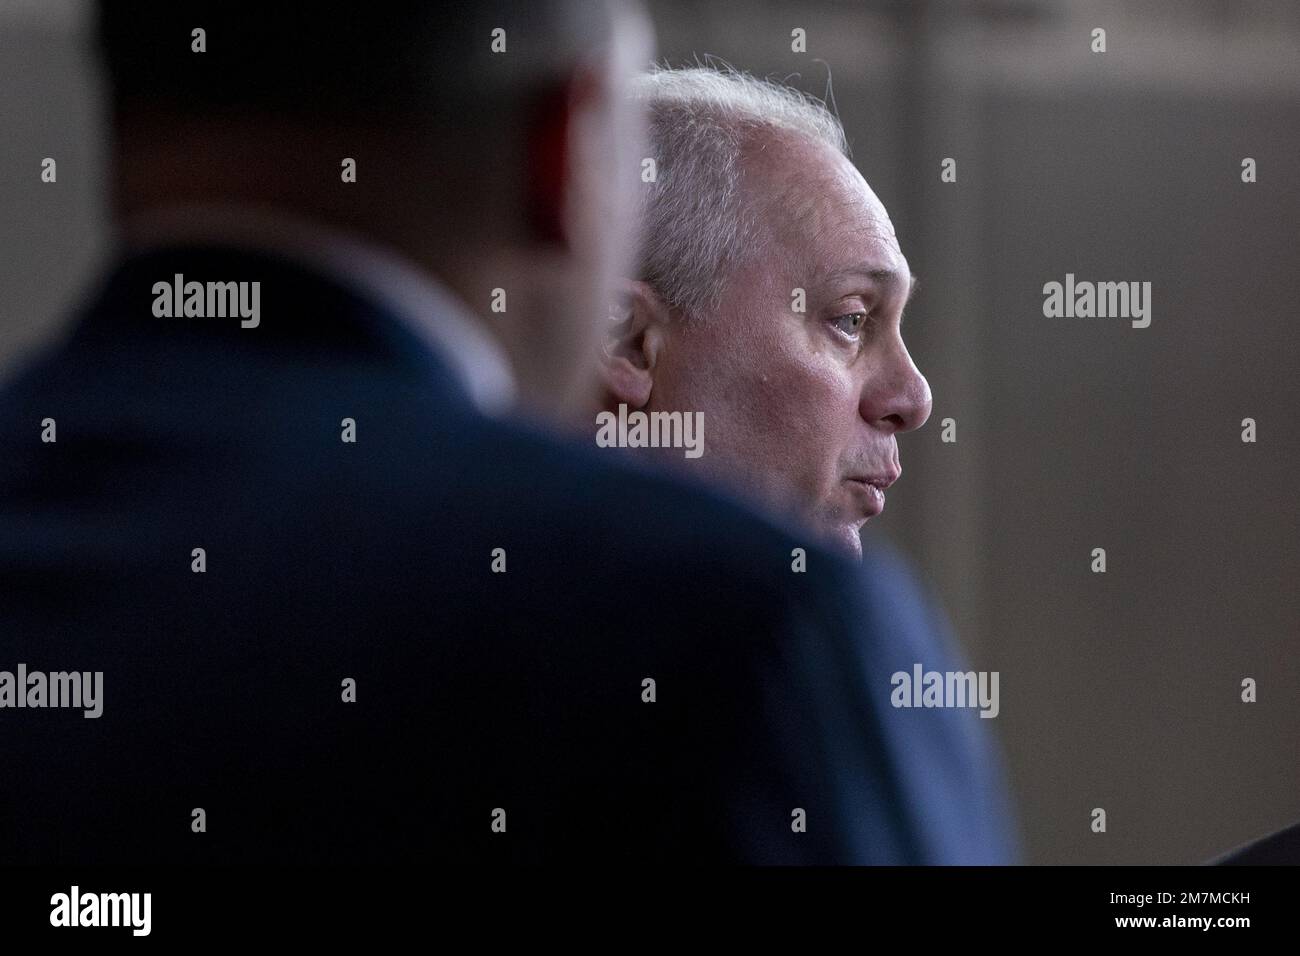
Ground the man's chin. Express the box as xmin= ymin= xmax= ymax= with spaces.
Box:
xmin=817 ymin=522 xmax=865 ymax=561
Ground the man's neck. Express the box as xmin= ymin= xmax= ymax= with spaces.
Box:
xmin=118 ymin=201 xmax=518 ymax=414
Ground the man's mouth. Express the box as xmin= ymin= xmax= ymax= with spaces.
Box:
xmin=845 ymin=478 xmax=886 ymax=516
xmin=845 ymin=471 xmax=899 ymax=518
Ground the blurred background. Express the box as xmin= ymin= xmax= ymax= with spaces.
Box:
xmin=2 ymin=0 xmax=1297 ymax=863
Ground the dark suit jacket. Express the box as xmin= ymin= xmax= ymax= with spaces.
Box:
xmin=1212 ymin=820 xmax=1300 ymax=865
xmin=856 ymin=538 xmax=1019 ymax=864
xmin=0 ymin=243 xmax=1016 ymax=864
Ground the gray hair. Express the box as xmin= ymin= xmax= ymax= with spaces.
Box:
xmin=630 ymin=65 xmax=849 ymax=320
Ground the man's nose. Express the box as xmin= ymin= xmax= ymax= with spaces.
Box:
xmin=860 ymin=336 xmax=932 ymax=434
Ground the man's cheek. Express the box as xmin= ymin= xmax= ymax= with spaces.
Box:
xmin=789 ymin=448 xmax=838 ymax=516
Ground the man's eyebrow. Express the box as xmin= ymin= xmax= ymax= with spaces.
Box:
xmin=819 ymin=266 xmax=919 ymax=302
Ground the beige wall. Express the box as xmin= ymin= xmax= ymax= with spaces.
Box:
xmin=0 ymin=0 xmax=107 ymax=376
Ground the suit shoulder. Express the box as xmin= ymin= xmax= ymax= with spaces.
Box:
xmin=425 ymin=410 xmax=862 ymax=599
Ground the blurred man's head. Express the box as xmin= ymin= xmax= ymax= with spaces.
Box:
xmin=97 ymin=0 xmax=651 ymax=416
xmin=601 ymin=67 xmax=932 ymax=558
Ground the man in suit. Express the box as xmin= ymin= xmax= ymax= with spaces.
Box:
xmin=594 ymin=64 xmax=1019 ymax=861
xmin=0 ymin=1 xmax=1014 ymax=863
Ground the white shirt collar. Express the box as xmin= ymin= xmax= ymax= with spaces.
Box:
xmin=116 ymin=204 xmax=517 ymax=414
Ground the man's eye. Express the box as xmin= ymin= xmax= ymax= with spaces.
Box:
xmin=831 ymin=312 xmax=869 ymax=336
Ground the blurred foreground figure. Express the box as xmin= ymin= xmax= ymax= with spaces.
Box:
xmin=0 ymin=2 xmax=1012 ymax=863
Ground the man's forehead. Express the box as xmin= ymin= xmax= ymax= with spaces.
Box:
xmin=744 ymin=132 xmax=912 ymax=292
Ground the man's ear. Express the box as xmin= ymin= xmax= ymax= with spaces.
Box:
xmin=524 ymin=63 xmax=606 ymax=248
xmin=601 ymin=279 xmax=668 ymax=409
xmin=524 ymin=79 xmax=577 ymax=245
